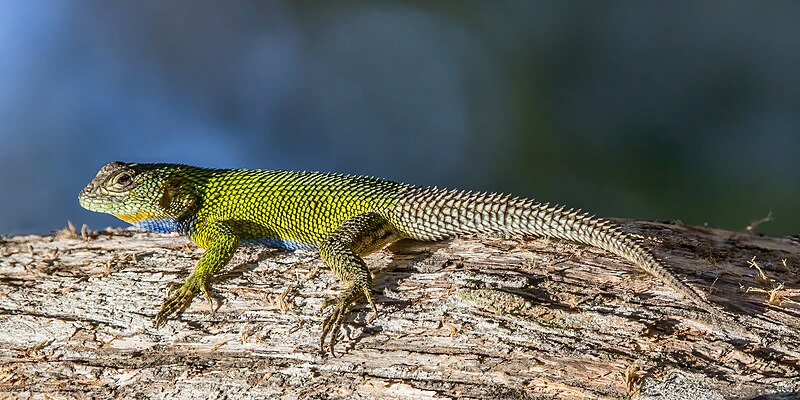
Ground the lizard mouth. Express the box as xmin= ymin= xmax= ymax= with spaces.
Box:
xmin=78 ymin=180 xmax=104 ymax=209
xmin=78 ymin=190 xmax=99 ymax=211
xmin=115 ymin=210 xmax=157 ymax=223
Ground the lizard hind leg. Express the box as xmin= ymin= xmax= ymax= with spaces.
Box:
xmin=317 ymin=212 xmax=398 ymax=356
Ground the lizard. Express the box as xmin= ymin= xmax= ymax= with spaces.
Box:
xmin=78 ymin=161 xmax=720 ymax=354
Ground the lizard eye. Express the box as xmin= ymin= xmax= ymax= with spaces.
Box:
xmin=113 ymin=172 xmax=133 ymax=187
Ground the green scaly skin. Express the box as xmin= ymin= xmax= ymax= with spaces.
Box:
xmin=79 ymin=161 xmax=719 ymax=354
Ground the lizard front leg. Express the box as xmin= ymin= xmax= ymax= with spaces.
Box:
xmin=317 ymin=212 xmax=398 ymax=355
xmin=154 ymin=221 xmax=239 ymax=327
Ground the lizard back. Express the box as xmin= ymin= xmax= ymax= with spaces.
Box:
xmin=192 ymin=168 xmax=407 ymax=249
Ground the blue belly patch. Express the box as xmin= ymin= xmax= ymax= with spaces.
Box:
xmin=247 ymin=237 xmax=317 ymax=250
xmin=128 ymin=218 xmax=315 ymax=250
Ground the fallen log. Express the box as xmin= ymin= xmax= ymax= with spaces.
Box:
xmin=0 ymin=220 xmax=798 ymax=399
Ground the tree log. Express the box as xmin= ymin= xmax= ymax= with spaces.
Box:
xmin=1 ymin=220 xmax=798 ymax=399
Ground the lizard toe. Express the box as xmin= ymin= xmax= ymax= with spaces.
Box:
xmin=154 ymin=281 xmax=199 ymax=327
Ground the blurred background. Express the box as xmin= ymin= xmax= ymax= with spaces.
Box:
xmin=0 ymin=1 xmax=797 ymax=235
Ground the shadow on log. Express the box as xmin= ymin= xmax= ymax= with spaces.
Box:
xmin=0 ymin=220 xmax=798 ymax=399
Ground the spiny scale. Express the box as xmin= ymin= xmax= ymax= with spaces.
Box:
xmin=78 ymin=162 xmax=717 ymax=353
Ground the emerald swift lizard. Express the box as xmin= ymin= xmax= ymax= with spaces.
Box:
xmin=78 ymin=161 xmax=718 ymax=353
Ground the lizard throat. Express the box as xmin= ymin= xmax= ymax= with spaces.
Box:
xmin=116 ymin=211 xmax=181 ymax=233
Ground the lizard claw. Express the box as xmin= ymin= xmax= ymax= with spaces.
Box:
xmin=364 ymin=287 xmax=378 ymax=324
xmin=200 ymin=281 xmax=218 ymax=313
xmin=319 ymin=303 xmax=344 ymax=357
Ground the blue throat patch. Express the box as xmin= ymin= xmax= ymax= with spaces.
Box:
xmin=133 ymin=218 xmax=181 ymax=233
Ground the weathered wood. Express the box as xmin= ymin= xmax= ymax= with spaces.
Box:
xmin=0 ymin=221 xmax=798 ymax=399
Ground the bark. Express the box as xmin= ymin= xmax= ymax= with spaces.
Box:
xmin=0 ymin=220 xmax=798 ymax=399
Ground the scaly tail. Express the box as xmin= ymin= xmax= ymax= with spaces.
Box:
xmin=392 ymin=186 xmax=716 ymax=313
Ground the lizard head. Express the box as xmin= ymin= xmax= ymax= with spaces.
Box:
xmin=79 ymin=161 xmax=197 ymax=232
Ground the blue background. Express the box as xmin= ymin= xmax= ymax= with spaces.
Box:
xmin=1 ymin=2 xmax=797 ymax=235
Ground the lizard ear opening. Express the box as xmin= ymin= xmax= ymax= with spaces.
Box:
xmin=159 ymin=183 xmax=198 ymax=218
xmin=159 ymin=188 xmax=172 ymax=211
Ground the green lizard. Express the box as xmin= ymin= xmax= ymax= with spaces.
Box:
xmin=79 ymin=161 xmax=718 ymax=353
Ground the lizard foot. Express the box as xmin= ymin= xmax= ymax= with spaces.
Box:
xmin=318 ymin=285 xmax=377 ymax=356
xmin=154 ymin=276 xmax=215 ymax=327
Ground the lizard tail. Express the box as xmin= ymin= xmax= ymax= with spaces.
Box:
xmin=393 ymin=186 xmax=714 ymax=312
